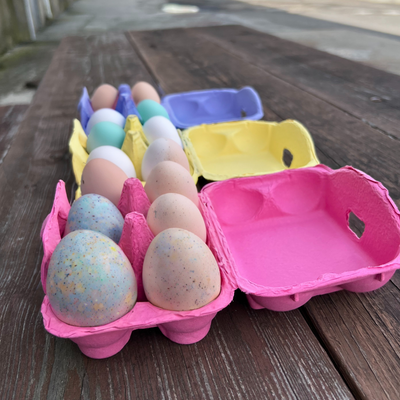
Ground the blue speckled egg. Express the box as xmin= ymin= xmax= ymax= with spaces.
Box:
xmin=65 ymin=194 xmax=124 ymax=243
xmin=46 ymin=230 xmax=137 ymax=327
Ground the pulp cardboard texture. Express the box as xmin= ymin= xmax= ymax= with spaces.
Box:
xmin=182 ymin=120 xmax=319 ymax=181
xmin=161 ymin=87 xmax=264 ymax=128
xmin=41 ymin=179 xmax=235 ymax=359
xmin=200 ymin=165 xmax=400 ymax=311
xmin=41 ymin=166 xmax=400 ymax=358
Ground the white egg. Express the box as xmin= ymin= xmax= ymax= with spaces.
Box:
xmin=86 ymin=108 xmax=125 ymax=134
xmin=143 ymin=116 xmax=183 ymax=148
xmin=87 ymin=146 xmax=136 ymax=178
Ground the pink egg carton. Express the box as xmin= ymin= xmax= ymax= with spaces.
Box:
xmin=40 ymin=179 xmax=235 ymax=359
xmin=40 ymin=165 xmax=400 ymax=358
xmin=199 ymin=165 xmax=400 ymax=311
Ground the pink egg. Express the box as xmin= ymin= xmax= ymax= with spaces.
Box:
xmin=147 ymin=193 xmax=206 ymax=241
xmin=141 ymin=138 xmax=190 ymax=181
xmin=81 ymin=158 xmax=128 ymax=207
xmin=91 ymin=84 xmax=118 ymax=111
xmin=144 ymin=161 xmax=198 ymax=206
xmin=132 ymin=81 xmax=160 ymax=104
xmin=143 ymin=228 xmax=221 ymax=311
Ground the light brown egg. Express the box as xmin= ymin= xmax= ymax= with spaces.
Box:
xmin=143 ymin=228 xmax=221 ymax=311
xmin=141 ymin=138 xmax=190 ymax=181
xmin=147 ymin=193 xmax=206 ymax=241
xmin=144 ymin=161 xmax=198 ymax=206
xmin=91 ymin=84 xmax=118 ymax=111
xmin=132 ymin=81 xmax=160 ymax=105
xmin=81 ymin=158 xmax=128 ymax=207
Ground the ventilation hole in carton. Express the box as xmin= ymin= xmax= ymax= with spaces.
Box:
xmin=241 ymin=109 xmax=247 ymax=118
xmin=348 ymin=211 xmax=365 ymax=238
xmin=282 ymin=149 xmax=293 ymax=167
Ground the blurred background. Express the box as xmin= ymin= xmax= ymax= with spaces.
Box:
xmin=1 ymin=0 xmax=400 ymax=106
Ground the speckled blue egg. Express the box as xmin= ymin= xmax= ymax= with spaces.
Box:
xmin=46 ymin=230 xmax=137 ymax=327
xmin=65 ymin=194 xmax=124 ymax=243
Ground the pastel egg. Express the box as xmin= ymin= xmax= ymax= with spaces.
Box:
xmin=137 ymin=99 xmax=169 ymax=124
xmin=143 ymin=228 xmax=221 ymax=311
xmin=86 ymin=108 xmax=125 ymax=135
xmin=87 ymin=146 xmax=136 ymax=178
xmin=91 ymin=84 xmax=118 ymax=111
xmin=132 ymin=81 xmax=160 ymax=104
xmin=141 ymin=138 xmax=189 ymax=181
xmin=145 ymin=161 xmax=199 ymax=206
xmin=65 ymin=194 xmax=125 ymax=243
xmin=86 ymin=121 xmax=126 ymax=153
xmin=81 ymin=158 xmax=128 ymax=207
xmin=47 ymin=230 xmax=137 ymax=327
xmin=147 ymin=193 xmax=206 ymax=241
xmin=143 ymin=116 xmax=183 ymax=148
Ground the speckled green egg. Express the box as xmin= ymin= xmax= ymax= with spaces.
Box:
xmin=65 ymin=194 xmax=124 ymax=243
xmin=137 ymin=99 xmax=170 ymax=124
xmin=46 ymin=230 xmax=137 ymax=327
xmin=86 ymin=121 xmax=126 ymax=153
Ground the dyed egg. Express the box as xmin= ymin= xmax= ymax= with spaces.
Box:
xmin=145 ymin=161 xmax=199 ymax=206
xmin=86 ymin=121 xmax=126 ymax=153
xmin=132 ymin=81 xmax=160 ymax=104
xmin=143 ymin=116 xmax=183 ymax=148
xmin=47 ymin=230 xmax=137 ymax=327
xmin=137 ymin=99 xmax=169 ymax=124
xmin=143 ymin=228 xmax=220 ymax=311
xmin=91 ymin=84 xmax=118 ymax=111
xmin=147 ymin=193 xmax=206 ymax=241
xmin=65 ymin=194 xmax=125 ymax=243
xmin=87 ymin=146 xmax=136 ymax=178
xmin=81 ymin=158 xmax=128 ymax=207
xmin=86 ymin=108 xmax=125 ymax=135
xmin=141 ymin=138 xmax=189 ymax=181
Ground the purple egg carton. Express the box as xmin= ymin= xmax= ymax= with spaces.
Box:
xmin=161 ymin=87 xmax=264 ymax=129
xmin=78 ymin=84 xmax=140 ymax=134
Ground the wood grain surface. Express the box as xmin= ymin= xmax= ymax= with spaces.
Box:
xmin=129 ymin=26 xmax=400 ymax=400
xmin=1 ymin=25 xmax=399 ymax=399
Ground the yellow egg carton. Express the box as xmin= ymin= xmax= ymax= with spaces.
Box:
xmin=69 ymin=116 xmax=198 ymax=199
xmin=180 ymin=120 xmax=319 ymax=181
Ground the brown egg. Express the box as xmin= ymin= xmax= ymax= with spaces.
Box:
xmin=147 ymin=193 xmax=206 ymax=241
xmin=144 ymin=161 xmax=198 ymax=206
xmin=91 ymin=84 xmax=118 ymax=111
xmin=143 ymin=228 xmax=221 ymax=311
xmin=81 ymin=158 xmax=128 ymax=207
xmin=132 ymin=81 xmax=160 ymax=105
xmin=141 ymin=138 xmax=190 ymax=181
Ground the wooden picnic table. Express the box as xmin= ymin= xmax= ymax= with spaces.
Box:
xmin=1 ymin=25 xmax=400 ymax=400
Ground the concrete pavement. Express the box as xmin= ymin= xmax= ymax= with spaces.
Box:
xmin=1 ymin=0 xmax=400 ymax=106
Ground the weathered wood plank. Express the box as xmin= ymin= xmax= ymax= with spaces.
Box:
xmin=0 ymin=32 xmax=156 ymax=400
xmin=128 ymin=28 xmax=400 ymax=206
xmin=191 ymin=25 xmax=400 ymax=139
xmin=0 ymin=30 xmax=354 ymax=400
xmin=0 ymin=105 xmax=28 ymax=165
xmin=129 ymin=27 xmax=400 ymax=400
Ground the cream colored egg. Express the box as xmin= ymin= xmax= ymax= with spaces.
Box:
xmin=132 ymin=81 xmax=160 ymax=104
xmin=81 ymin=158 xmax=128 ymax=207
xmin=147 ymin=193 xmax=206 ymax=241
xmin=91 ymin=84 xmax=118 ymax=111
xmin=141 ymin=138 xmax=190 ymax=181
xmin=143 ymin=228 xmax=221 ymax=311
xmin=144 ymin=161 xmax=198 ymax=206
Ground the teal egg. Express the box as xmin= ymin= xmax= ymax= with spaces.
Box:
xmin=137 ymin=99 xmax=170 ymax=124
xmin=87 ymin=121 xmax=126 ymax=153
